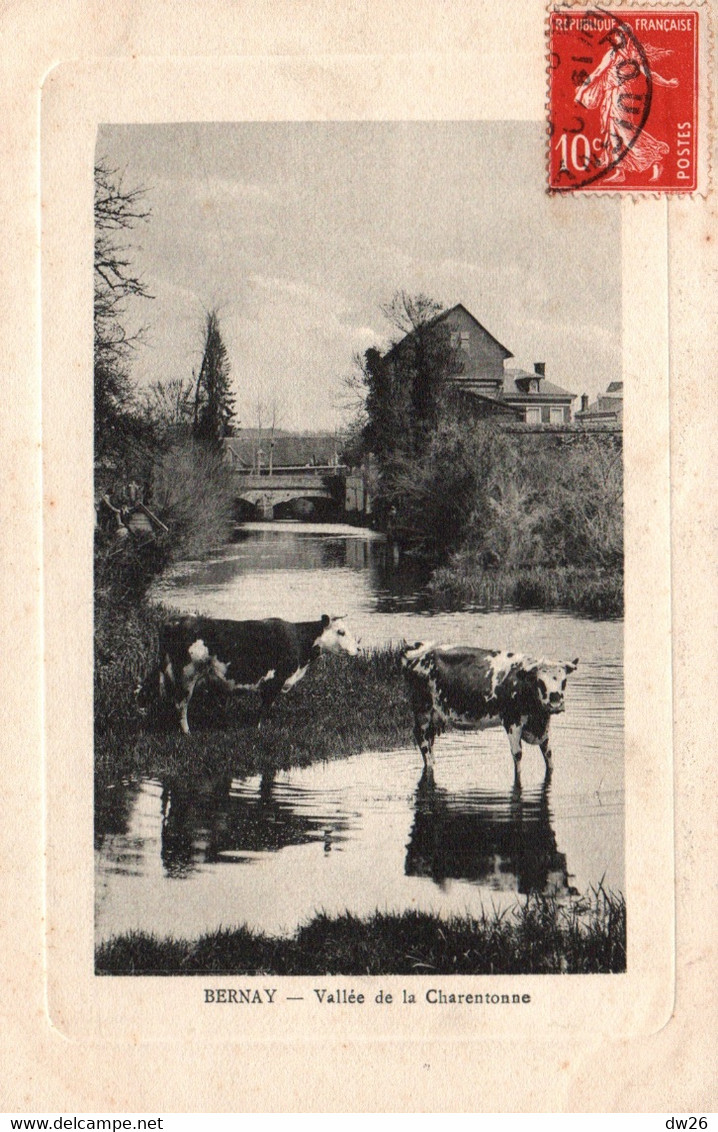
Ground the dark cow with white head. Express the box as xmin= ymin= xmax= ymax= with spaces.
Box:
xmin=156 ymin=614 xmax=359 ymax=734
xmin=401 ymin=642 xmax=578 ymax=776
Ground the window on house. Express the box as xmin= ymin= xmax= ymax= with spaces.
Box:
xmin=525 ymin=407 xmax=541 ymax=424
xmin=460 ymin=331 xmax=470 ymax=350
xmin=550 ymin=407 xmax=564 ymax=424
xmin=541 ymin=407 xmax=551 ymax=424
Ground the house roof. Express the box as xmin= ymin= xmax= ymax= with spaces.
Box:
xmin=502 ymin=370 xmax=576 ymax=400
xmin=452 ymin=389 xmax=523 ymax=417
xmin=383 ymin=303 xmax=514 ymax=362
xmin=440 ymin=304 xmax=514 ymax=359
xmin=606 ymin=381 xmax=624 ymax=394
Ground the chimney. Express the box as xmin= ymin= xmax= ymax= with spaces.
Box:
xmin=581 ymin=393 xmax=589 ymax=412
xmin=534 ymin=362 xmax=546 ymax=377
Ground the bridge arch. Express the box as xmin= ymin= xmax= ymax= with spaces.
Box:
xmin=232 ymin=466 xmax=347 ymax=520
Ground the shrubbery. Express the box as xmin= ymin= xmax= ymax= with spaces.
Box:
xmin=381 ymin=410 xmax=622 ymax=573
xmin=149 ymin=440 xmax=236 ymax=560
xmin=372 ymin=407 xmax=623 ymax=614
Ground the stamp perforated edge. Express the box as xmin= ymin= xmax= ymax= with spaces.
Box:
xmin=545 ymin=0 xmax=713 ymax=197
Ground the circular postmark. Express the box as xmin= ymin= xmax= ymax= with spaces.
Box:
xmin=550 ymin=8 xmax=654 ymax=190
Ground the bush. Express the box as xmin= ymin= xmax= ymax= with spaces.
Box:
xmin=150 ymin=440 xmax=235 ymax=560
xmin=379 ymin=413 xmax=623 ymax=578
xmin=384 ymin=414 xmax=516 ymax=562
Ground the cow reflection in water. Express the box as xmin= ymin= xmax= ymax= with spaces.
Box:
xmin=405 ymin=771 xmax=577 ymax=898
xmin=160 ymin=771 xmax=346 ymax=878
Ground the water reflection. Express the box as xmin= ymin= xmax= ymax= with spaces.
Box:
xmin=101 ymin=523 xmax=623 ymax=943
xmin=154 ymin=523 xmax=434 ymax=620
xmin=94 ymin=779 xmax=137 ymax=847
xmin=159 ymin=771 xmax=350 ymax=879
xmin=405 ymin=771 xmax=577 ymax=897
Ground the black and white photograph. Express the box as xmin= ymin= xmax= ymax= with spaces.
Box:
xmin=93 ymin=121 xmax=625 ymax=978
xmin=6 ymin=0 xmax=714 ymax=1114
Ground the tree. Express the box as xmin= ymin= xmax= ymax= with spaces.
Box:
xmin=387 ymin=411 xmax=515 ymax=561
xmin=94 ymin=159 xmax=152 ymax=464
xmin=359 ymin=346 xmax=411 ymax=464
xmin=193 ymin=310 xmax=236 ymax=449
xmin=354 ymin=292 xmax=463 ymax=465
xmin=380 ymin=291 xmax=463 ymax=451
xmin=140 ymin=377 xmax=195 ymax=445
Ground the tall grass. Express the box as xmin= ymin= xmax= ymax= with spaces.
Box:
xmin=96 ymin=889 xmax=626 ymax=975
xmin=428 ymin=561 xmax=623 ymax=618
xmin=95 ymin=597 xmax=170 ymax=735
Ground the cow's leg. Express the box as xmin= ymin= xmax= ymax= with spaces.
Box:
xmin=506 ymin=723 xmax=524 ymax=777
xmin=539 ymin=735 xmax=553 ymax=775
xmin=156 ymin=655 xmax=180 ymax=728
xmin=258 ymin=676 xmax=283 ymax=728
xmin=160 ymin=655 xmax=175 ymax=702
xmin=176 ymin=673 xmax=200 ymax=735
xmin=413 ymin=711 xmax=435 ymax=773
xmin=177 ymin=691 xmax=193 ymax=735
xmin=176 ymin=699 xmax=190 ymax=734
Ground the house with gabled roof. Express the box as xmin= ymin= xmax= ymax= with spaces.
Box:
xmin=384 ymin=303 xmax=577 ymax=424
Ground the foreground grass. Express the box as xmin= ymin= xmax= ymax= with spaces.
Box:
xmin=428 ymin=563 xmax=623 ymax=619
xmin=96 ymin=891 xmax=626 ymax=975
xmin=96 ymin=642 xmax=413 ymax=786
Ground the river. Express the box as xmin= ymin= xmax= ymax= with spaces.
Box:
xmin=95 ymin=521 xmax=624 ymax=943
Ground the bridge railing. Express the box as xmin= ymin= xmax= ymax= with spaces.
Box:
xmin=231 ymin=464 xmax=350 ymax=477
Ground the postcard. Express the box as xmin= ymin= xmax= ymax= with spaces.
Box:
xmin=4 ymin=0 xmax=715 ymax=1113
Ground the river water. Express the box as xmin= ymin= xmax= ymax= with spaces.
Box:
xmin=95 ymin=522 xmax=624 ymax=943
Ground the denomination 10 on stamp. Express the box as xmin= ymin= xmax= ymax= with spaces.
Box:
xmin=549 ymin=9 xmax=699 ymax=192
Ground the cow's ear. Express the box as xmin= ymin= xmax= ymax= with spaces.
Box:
xmin=565 ymin=658 xmax=579 ymax=673
xmin=321 ymin=614 xmax=330 ymax=628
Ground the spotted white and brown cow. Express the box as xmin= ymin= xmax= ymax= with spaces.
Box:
xmin=401 ymin=642 xmax=578 ymax=776
xmin=155 ymin=614 xmax=359 ymax=734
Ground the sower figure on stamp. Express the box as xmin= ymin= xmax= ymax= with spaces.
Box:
xmin=575 ymin=34 xmax=678 ymax=182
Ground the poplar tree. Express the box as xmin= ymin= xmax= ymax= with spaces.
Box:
xmin=193 ymin=309 xmax=236 ymax=448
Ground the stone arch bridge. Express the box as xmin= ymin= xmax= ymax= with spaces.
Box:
xmin=233 ymin=465 xmax=349 ymax=519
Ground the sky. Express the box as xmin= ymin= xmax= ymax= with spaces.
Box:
xmin=98 ymin=121 xmax=622 ymax=432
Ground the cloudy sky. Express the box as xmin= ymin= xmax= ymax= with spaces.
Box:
xmin=98 ymin=121 xmax=622 ymax=432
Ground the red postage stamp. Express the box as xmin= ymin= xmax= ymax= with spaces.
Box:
xmin=548 ymin=8 xmax=699 ymax=192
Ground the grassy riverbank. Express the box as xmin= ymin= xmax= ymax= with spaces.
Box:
xmin=96 ymin=890 xmax=626 ymax=975
xmin=427 ymin=562 xmax=623 ymax=619
xmin=95 ymin=598 xmax=413 ymax=784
